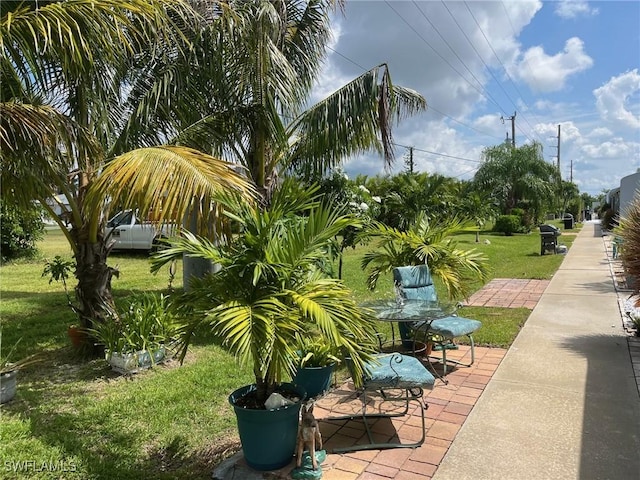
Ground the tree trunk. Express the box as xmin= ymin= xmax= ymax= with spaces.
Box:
xmin=71 ymin=228 xmax=118 ymax=332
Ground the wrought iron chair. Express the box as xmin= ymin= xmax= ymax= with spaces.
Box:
xmin=392 ymin=265 xmax=481 ymax=378
xmin=328 ymin=352 xmax=435 ymax=453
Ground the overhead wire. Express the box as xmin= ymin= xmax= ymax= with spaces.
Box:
xmin=383 ymin=1 xmax=503 ymax=113
xmin=463 ymin=1 xmax=546 ymax=145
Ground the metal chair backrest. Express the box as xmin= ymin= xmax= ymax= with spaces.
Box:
xmin=392 ymin=265 xmax=438 ymax=302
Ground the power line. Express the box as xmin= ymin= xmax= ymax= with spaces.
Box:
xmin=383 ymin=1 xmax=504 ymax=113
xmin=464 ymin=1 xmax=546 ymax=145
xmin=392 ymin=142 xmax=482 ymax=164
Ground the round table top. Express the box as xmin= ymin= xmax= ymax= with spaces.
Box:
xmin=361 ymin=299 xmax=457 ymax=323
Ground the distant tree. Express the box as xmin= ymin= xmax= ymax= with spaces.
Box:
xmin=0 ymin=200 xmax=44 ymax=262
xmin=459 ymin=190 xmax=497 ymax=242
xmin=474 ymin=142 xmax=559 ymax=223
xmin=559 ymin=181 xmax=580 ymax=216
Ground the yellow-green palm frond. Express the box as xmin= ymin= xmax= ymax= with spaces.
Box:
xmin=87 ymin=145 xmax=257 ymax=234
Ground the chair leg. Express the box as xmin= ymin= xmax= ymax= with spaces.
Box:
xmin=432 ymin=334 xmax=476 ymax=377
xmin=328 ymin=387 xmax=428 ymax=453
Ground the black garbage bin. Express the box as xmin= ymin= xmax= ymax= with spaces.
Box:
xmin=539 ymin=224 xmax=561 ymax=255
xmin=563 ymin=214 xmax=574 ymax=229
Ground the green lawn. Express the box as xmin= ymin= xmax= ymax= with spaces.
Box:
xmin=0 ymin=225 xmax=577 ymax=479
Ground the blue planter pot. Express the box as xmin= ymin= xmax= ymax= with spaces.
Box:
xmin=229 ymin=383 xmax=305 ymax=471
xmin=294 ymin=364 xmax=335 ymax=398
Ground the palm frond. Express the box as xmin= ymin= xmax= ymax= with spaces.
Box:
xmin=86 ymin=145 xmax=257 ymax=235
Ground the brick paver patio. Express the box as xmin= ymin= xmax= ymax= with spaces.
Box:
xmin=464 ymin=278 xmax=550 ymax=309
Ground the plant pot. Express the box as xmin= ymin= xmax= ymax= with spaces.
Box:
xmin=294 ymin=363 xmax=335 ymax=398
xmin=1 ymin=370 xmax=17 ymax=404
xmin=229 ymin=383 xmax=305 ymax=471
xmin=67 ymin=325 xmax=87 ymax=348
xmin=106 ymin=346 xmax=166 ymax=374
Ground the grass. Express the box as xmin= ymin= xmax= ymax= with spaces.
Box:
xmin=0 ymin=224 xmax=578 ymax=478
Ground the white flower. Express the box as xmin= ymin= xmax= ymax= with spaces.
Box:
xmin=358 ymin=185 xmax=370 ymax=194
xmin=372 ymin=196 xmax=381 ymax=203
xmin=348 ymin=201 xmax=358 ymax=208
xmin=359 ymin=202 xmax=369 ymax=211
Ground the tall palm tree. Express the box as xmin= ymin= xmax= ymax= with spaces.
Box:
xmin=94 ymin=0 xmax=427 ymax=203
xmin=1 ymin=1 xmax=255 ymax=330
xmin=474 ymin=142 xmax=559 ymax=219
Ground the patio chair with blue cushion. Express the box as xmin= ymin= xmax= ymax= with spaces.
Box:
xmin=328 ymin=352 xmax=435 ymax=453
xmin=392 ymin=265 xmax=481 ymax=378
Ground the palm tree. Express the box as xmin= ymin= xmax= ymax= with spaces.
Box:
xmin=88 ymin=0 xmax=427 ymax=283
xmin=361 ymin=213 xmax=489 ymax=300
xmin=1 ymin=1 xmax=255 ymax=331
xmin=94 ymin=0 xmax=426 ymax=200
xmin=474 ymin=142 xmax=559 ymax=221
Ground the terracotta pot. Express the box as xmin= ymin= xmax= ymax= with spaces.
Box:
xmin=67 ymin=326 xmax=87 ymax=348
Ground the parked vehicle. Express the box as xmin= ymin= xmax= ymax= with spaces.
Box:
xmin=106 ymin=210 xmax=175 ymax=252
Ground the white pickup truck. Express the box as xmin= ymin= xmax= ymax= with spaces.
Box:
xmin=106 ymin=210 xmax=175 ymax=252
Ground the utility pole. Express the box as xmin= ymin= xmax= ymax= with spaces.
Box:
xmin=556 ymin=124 xmax=561 ymax=174
xmin=404 ymin=146 xmax=414 ymax=173
xmin=570 ymin=159 xmax=573 ymax=183
xmin=501 ymin=112 xmax=516 ymax=147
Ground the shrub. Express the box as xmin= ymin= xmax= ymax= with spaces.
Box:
xmin=0 ymin=200 xmax=44 ymax=262
xmin=602 ymin=209 xmax=617 ymax=231
xmin=493 ymin=215 xmax=521 ymax=236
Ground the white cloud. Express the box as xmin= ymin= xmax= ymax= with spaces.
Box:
xmin=516 ymin=37 xmax=594 ymax=92
xmin=554 ymin=0 xmax=599 ymax=19
xmin=593 ymin=69 xmax=640 ymax=129
xmin=580 ymin=139 xmax=638 ymax=159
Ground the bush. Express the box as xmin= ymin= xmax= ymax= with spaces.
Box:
xmin=493 ymin=215 xmax=521 ymax=236
xmin=0 ymin=200 xmax=44 ymax=262
xmin=602 ymin=209 xmax=617 ymax=231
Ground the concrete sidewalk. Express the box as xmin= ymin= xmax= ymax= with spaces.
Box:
xmin=433 ymin=221 xmax=640 ymax=479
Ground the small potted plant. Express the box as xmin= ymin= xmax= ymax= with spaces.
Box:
xmin=293 ymin=335 xmax=340 ymax=399
xmin=1 ymin=332 xmax=41 ymax=404
xmin=91 ymin=293 xmax=177 ymax=374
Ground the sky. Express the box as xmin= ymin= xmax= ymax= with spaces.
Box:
xmin=309 ymin=0 xmax=640 ymax=196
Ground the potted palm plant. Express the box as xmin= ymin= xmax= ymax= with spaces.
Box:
xmin=152 ymin=183 xmax=378 ymax=471
xmin=293 ymin=335 xmax=341 ymax=399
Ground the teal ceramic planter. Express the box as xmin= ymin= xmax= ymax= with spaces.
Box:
xmin=229 ymin=383 xmax=305 ymax=471
xmin=294 ymin=364 xmax=335 ymax=398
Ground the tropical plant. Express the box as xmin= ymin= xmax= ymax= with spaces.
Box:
xmin=458 ymin=189 xmax=497 ymax=242
xmin=91 ymin=0 xmax=426 ymax=202
xmin=361 ymin=213 xmax=490 ymax=300
xmin=620 ymin=194 xmax=640 ymax=299
xmin=90 ymin=293 xmax=178 ymax=354
xmin=294 ymin=335 xmax=341 ymax=368
xmin=1 ymin=1 xmax=256 ymax=332
xmin=0 ymin=331 xmax=41 ymax=375
xmin=150 ymin=183 xmax=379 ymax=405
xmin=474 ymin=141 xmax=559 ymax=223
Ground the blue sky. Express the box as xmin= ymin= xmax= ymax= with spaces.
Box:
xmin=311 ymin=0 xmax=640 ymax=196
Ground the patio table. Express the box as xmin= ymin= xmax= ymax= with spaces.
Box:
xmin=361 ymin=299 xmax=457 ymax=355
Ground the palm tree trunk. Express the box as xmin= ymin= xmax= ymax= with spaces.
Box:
xmin=71 ymin=228 xmax=118 ymax=331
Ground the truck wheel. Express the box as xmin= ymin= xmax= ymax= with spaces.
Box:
xmin=151 ymin=235 xmax=168 ymax=253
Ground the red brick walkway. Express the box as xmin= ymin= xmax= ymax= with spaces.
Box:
xmin=464 ymin=278 xmax=550 ymax=309
xmin=242 ymin=346 xmax=507 ymax=479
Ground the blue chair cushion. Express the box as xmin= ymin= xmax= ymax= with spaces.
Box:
xmin=364 ymin=353 xmax=435 ymax=390
xmin=393 ymin=266 xmax=437 ymax=302
xmin=426 ymin=316 xmax=481 ymax=338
